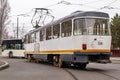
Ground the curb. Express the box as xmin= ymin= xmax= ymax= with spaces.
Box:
xmin=0 ymin=60 xmax=9 ymax=71
xmin=111 ymin=59 xmax=120 ymax=64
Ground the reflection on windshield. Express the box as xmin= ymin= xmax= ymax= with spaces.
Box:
xmin=73 ymin=18 xmax=110 ymax=36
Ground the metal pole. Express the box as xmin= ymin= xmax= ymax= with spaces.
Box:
xmin=17 ymin=17 xmax=19 ymax=39
xmin=12 ymin=23 xmax=15 ymax=39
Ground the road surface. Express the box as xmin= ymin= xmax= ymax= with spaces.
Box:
xmin=0 ymin=57 xmax=120 ymax=80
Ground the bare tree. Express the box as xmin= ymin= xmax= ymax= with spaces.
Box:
xmin=0 ymin=0 xmax=10 ymax=44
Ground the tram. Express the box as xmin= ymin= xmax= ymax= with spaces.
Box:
xmin=24 ymin=11 xmax=112 ymax=68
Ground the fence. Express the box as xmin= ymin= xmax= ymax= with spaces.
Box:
xmin=111 ymin=50 xmax=120 ymax=57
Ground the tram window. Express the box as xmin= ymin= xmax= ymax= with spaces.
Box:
xmin=46 ymin=27 xmax=52 ymax=40
xmin=28 ymin=35 xmax=30 ymax=43
xmin=40 ymin=28 xmax=46 ymax=41
xmin=53 ymin=24 xmax=60 ymax=39
xmin=73 ymin=18 xmax=86 ymax=35
xmin=29 ymin=35 xmax=31 ymax=43
xmin=29 ymin=34 xmax=32 ymax=43
xmin=30 ymin=33 xmax=35 ymax=43
xmin=35 ymin=32 xmax=36 ymax=41
xmin=40 ymin=31 xmax=42 ymax=41
xmin=26 ymin=35 xmax=28 ymax=43
xmin=25 ymin=35 xmax=29 ymax=43
xmin=86 ymin=19 xmax=95 ymax=35
xmin=93 ymin=19 xmax=109 ymax=35
xmin=24 ymin=35 xmax=27 ymax=43
xmin=61 ymin=20 xmax=72 ymax=37
xmin=35 ymin=31 xmax=39 ymax=42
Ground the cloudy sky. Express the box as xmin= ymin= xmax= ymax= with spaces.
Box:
xmin=8 ymin=0 xmax=120 ymax=36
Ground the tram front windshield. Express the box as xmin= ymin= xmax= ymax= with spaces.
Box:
xmin=73 ymin=18 xmax=110 ymax=36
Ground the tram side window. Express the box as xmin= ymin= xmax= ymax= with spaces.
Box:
xmin=29 ymin=35 xmax=32 ymax=43
xmin=35 ymin=32 xmax=36 ymax=41
xmin=36 ymin=31 xmax=39 ymax=42
xmin=30 ymin=33 xmax=35 ymax=43
xmin=73 ymin=18 xmax=86 ymax=35
xmin=25 ymin=34 xmax=29 ymax=43
xmin=25 ymin=35 xmax=29 ymax=43
xmin=53 ymin=24 xmax=60 ymax=39
xmin=24 ymin=35 xmax=27 ymax=43
xmin=46 ymin=27 xmax=52 ymax=40
xmin=61 ymin=20 xmax=72 ymax=37
xmin=40 ymin=28 xmax=46 ymax=41
xmin=28 ymin=35 xmax=30 ymax=43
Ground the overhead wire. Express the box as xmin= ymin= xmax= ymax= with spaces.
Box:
xmin=99 ymin=0 xmax=119 ymax=10
xmin=17 ymin=0 xmax=119 ymax=17
xmin=82 ymin=0 xmax=104 ymax=4
xmin=12 ymin=0 xmax=120 ymax=18
xmin=46 ymin=0 xmax=98 ymax=10
xmin=12 ymin=0 xmax=120 ymax=25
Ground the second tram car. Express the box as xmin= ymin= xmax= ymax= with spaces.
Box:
xmin=24 ymin=11 xmax=111 ymax=68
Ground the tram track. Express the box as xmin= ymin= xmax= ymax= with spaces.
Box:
xmin=64 ymin=68 xmax=79 ymax=80
xmin=86 ymin=68 xmax=120 ymax=80
xmin=96 ymin=71 xmax=120 ymax=80
xmin=63 ymin=67 xmax=120 ymax=80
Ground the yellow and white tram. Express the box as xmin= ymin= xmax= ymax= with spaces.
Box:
xmin=24 ymin=11 xmax=111 ymax=68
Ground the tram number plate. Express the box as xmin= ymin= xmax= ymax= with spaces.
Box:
xmin=98 ymin=41 xmax=103 ymax=45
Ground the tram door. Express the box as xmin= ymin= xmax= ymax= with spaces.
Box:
xmin=34 ymin=43 xmax=40 ymax=54
xmin=34 ymin=32 xmax=40 ymax=54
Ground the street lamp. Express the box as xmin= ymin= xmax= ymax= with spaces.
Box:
xmin=16 ymin=14 xmax=30 ymax=39
xmin=17 ymin=17 xmax=19 ymax=39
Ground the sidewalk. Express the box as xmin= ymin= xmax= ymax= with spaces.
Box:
xmin=0 ymin=61 xmax=5 ymax=66
xmin=110 ymin=57 xmax=120 ymax=61
xmin=0 ymin=54 xmax=9 ymax=70
xmin=0 ymin=60 xmax=9 ymax=70
xmin=110 ymin=57 xmax=120 ymax=64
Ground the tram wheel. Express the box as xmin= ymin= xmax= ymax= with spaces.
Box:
xmin=35 ymin=59 xmax=39 ymax=63
xmin=58 ymin=57 xmax=63 ymax=68
xmin=27 ymin=54 xmax=32 ymax=62
xmin=53 ymin=56 xmax=59 ymax=67
xmin=53 ymin=56 xmax=64 ymax=68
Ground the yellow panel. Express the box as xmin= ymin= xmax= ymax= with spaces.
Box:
xmin=25 ymin=49 xmax=110 ymax=54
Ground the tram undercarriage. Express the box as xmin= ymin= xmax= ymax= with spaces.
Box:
xmin=26 ymin=52 xmax=111 ymax=69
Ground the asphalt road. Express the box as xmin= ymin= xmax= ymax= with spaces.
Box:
xmin=0 ymin=57 xmax=120 ymax=80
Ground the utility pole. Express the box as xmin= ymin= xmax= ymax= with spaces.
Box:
xmin=17 ymin=17 xmax=19 ymax=39
xmin=12 ymin=23 xmax=15 ymax=39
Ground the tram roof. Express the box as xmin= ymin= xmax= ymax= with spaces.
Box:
xmin=43 ymin=11 xmax=109 ymax=27
xmin=28 ymin=11 xmax=109 ymax=34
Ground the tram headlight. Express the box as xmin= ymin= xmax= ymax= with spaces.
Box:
xmin=82 ymin=44 xmax=87 ymax=50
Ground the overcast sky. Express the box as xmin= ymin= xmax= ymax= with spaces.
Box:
xmin=8 ymin=0 xmax=120 ymax=36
